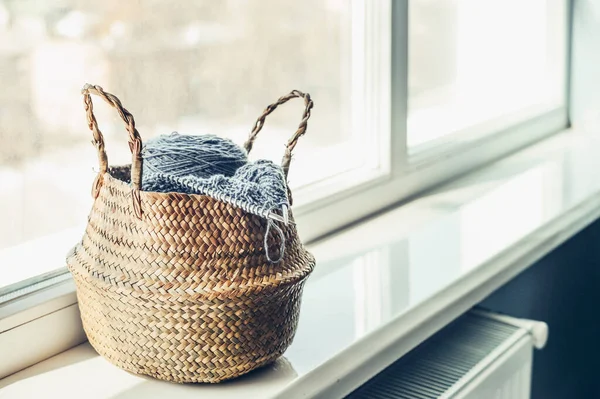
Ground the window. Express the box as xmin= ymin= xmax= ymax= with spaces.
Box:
xmin=408 ymin=0 xmax=566 ymax=152
xmin=0 ymin=1 xmax=569 ymax=306
xmin=0 ymin=0 xmax=377 ymax=295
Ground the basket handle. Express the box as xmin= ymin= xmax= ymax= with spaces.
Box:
xmin=81 ymin=84 xmax=143 ymax=218
xmin=243 ymin=90 xmax=313 ymax=179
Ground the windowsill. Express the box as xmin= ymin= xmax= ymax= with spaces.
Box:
xmin=2 ymin=129 xmax=600 ymax=399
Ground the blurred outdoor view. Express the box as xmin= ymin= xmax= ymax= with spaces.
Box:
xmin=0 ymin=0 xmax=355 ymax=257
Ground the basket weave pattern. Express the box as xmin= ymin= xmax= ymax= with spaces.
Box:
xmin=67 ymin=86 xmax=315 ymax=383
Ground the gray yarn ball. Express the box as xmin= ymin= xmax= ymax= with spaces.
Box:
xmin=142 ymin=132 xmax=248 ymax=181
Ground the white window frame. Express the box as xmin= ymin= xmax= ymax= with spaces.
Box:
xmin=0 ymin=0 xmax=574 ymax=377
xmin=294 ymin=0 xmax=569 ymax=241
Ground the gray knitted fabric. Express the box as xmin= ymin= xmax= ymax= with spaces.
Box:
xmin=141 ymin=133 xmax=289 ymax=262
xmin=142 ymin=133 xmax=290 ymax=219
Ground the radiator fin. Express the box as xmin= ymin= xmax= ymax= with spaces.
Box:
xmin=347 ymin=312 xmax=526 ymax=399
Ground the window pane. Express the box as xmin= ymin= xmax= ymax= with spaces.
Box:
xmin=408 ymin=0 xmax=566 ymax=149
xmin=0 ymin=0 xmax=364 ymax=291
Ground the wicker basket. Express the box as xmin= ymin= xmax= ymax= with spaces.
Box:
xmin=67 ymin=85 xmax=315 ymax=383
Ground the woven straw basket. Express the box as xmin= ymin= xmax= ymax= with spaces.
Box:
xmin=67 ymin=85 xmax=315 ymax=383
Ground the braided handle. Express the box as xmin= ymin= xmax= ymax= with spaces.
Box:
xmin=82 ymin=84 xmax=143 ymax=218
xmin=244 ymin=90 xmax=313 ymax=179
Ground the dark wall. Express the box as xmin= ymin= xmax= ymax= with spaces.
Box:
xmin=480 ymin=219 xmax=600 ymax=399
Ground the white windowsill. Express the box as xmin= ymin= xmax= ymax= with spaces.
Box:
xmin=2 ymin=129 xmax=600 ymax=399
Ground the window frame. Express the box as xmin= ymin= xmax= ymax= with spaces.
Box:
xmin=0 ymin=0 xmax=575 ymax=377
xmin=293 ymin=0 xmax=570 ymax=241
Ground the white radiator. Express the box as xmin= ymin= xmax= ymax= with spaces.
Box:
xmin=348 ymin=310 xmax=548 ymax=399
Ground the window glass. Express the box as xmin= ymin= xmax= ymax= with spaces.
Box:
xmin=0 ymin=0 xmax=361 ymax=290
xmin=408 ymin=0 xmax=566 ymax=149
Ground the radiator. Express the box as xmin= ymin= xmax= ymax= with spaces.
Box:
xmin=347 ymin=310 xmax=548 ymax=399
